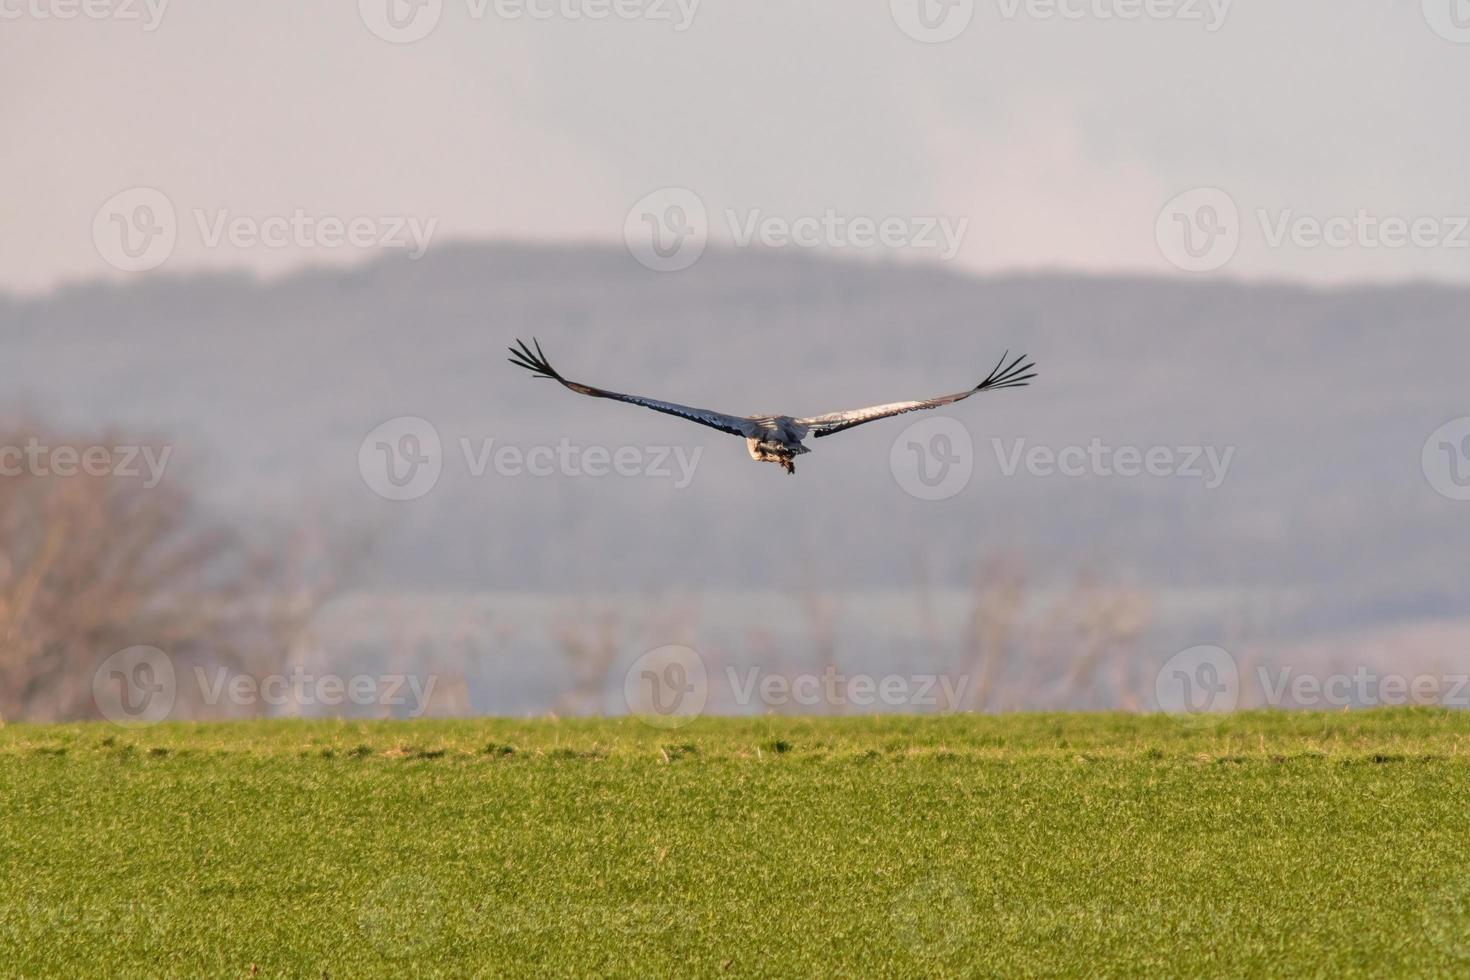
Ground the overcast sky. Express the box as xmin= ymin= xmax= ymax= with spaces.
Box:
xmin=3 ymin=0 xmax=1468 ymax=293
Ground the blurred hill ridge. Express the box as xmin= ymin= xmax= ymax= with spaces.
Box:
xmin=3 ymin=243 xmax=1465 ymax=647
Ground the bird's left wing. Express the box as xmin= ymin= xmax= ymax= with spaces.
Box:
xmin=508 ymin=338 xmax=758 ymax=439
xmin=796 ymin=351 xmax=1036 ymax=439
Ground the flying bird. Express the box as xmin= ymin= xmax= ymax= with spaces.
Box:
xmin=508 ymin=338 xmax=1035 ymax=475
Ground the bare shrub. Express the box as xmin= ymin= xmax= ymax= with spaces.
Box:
xmin=0 ymin=423 xmax=361 ymax=722
xmin=945 ymin=561 xmax=1154 ymax=713
xmin=960 ymin=557 xmax=1027 ymax=712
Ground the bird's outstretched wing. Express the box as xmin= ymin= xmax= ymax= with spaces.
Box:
xmin=796 ymin=351 xmax=1036 ymax=439
xmin=508 ymin=338 xmax=758 ymax=439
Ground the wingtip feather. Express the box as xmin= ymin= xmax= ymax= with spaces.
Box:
xmin=976 ymin=350 xmax=1037 ymax=391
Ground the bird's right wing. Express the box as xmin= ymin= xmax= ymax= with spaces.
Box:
xmin=796 ymin=351 xmax=1036 ymax=439
xmin=509 ymin=338 xmax=758 ymax=439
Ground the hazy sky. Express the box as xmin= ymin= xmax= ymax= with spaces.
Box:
xmin=3 ymin=0 xmax=1468 ymax=292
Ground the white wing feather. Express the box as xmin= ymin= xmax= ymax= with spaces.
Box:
xmin=797 ymin=352 xmax=1037 ymax=439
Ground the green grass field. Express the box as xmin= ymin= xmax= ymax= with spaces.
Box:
xmin=5 ymin=710 xmax=1470 ymax=977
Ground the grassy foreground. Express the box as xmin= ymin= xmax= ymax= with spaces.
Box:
xmin=5 ymin=710 xmax=1470 ymax=977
